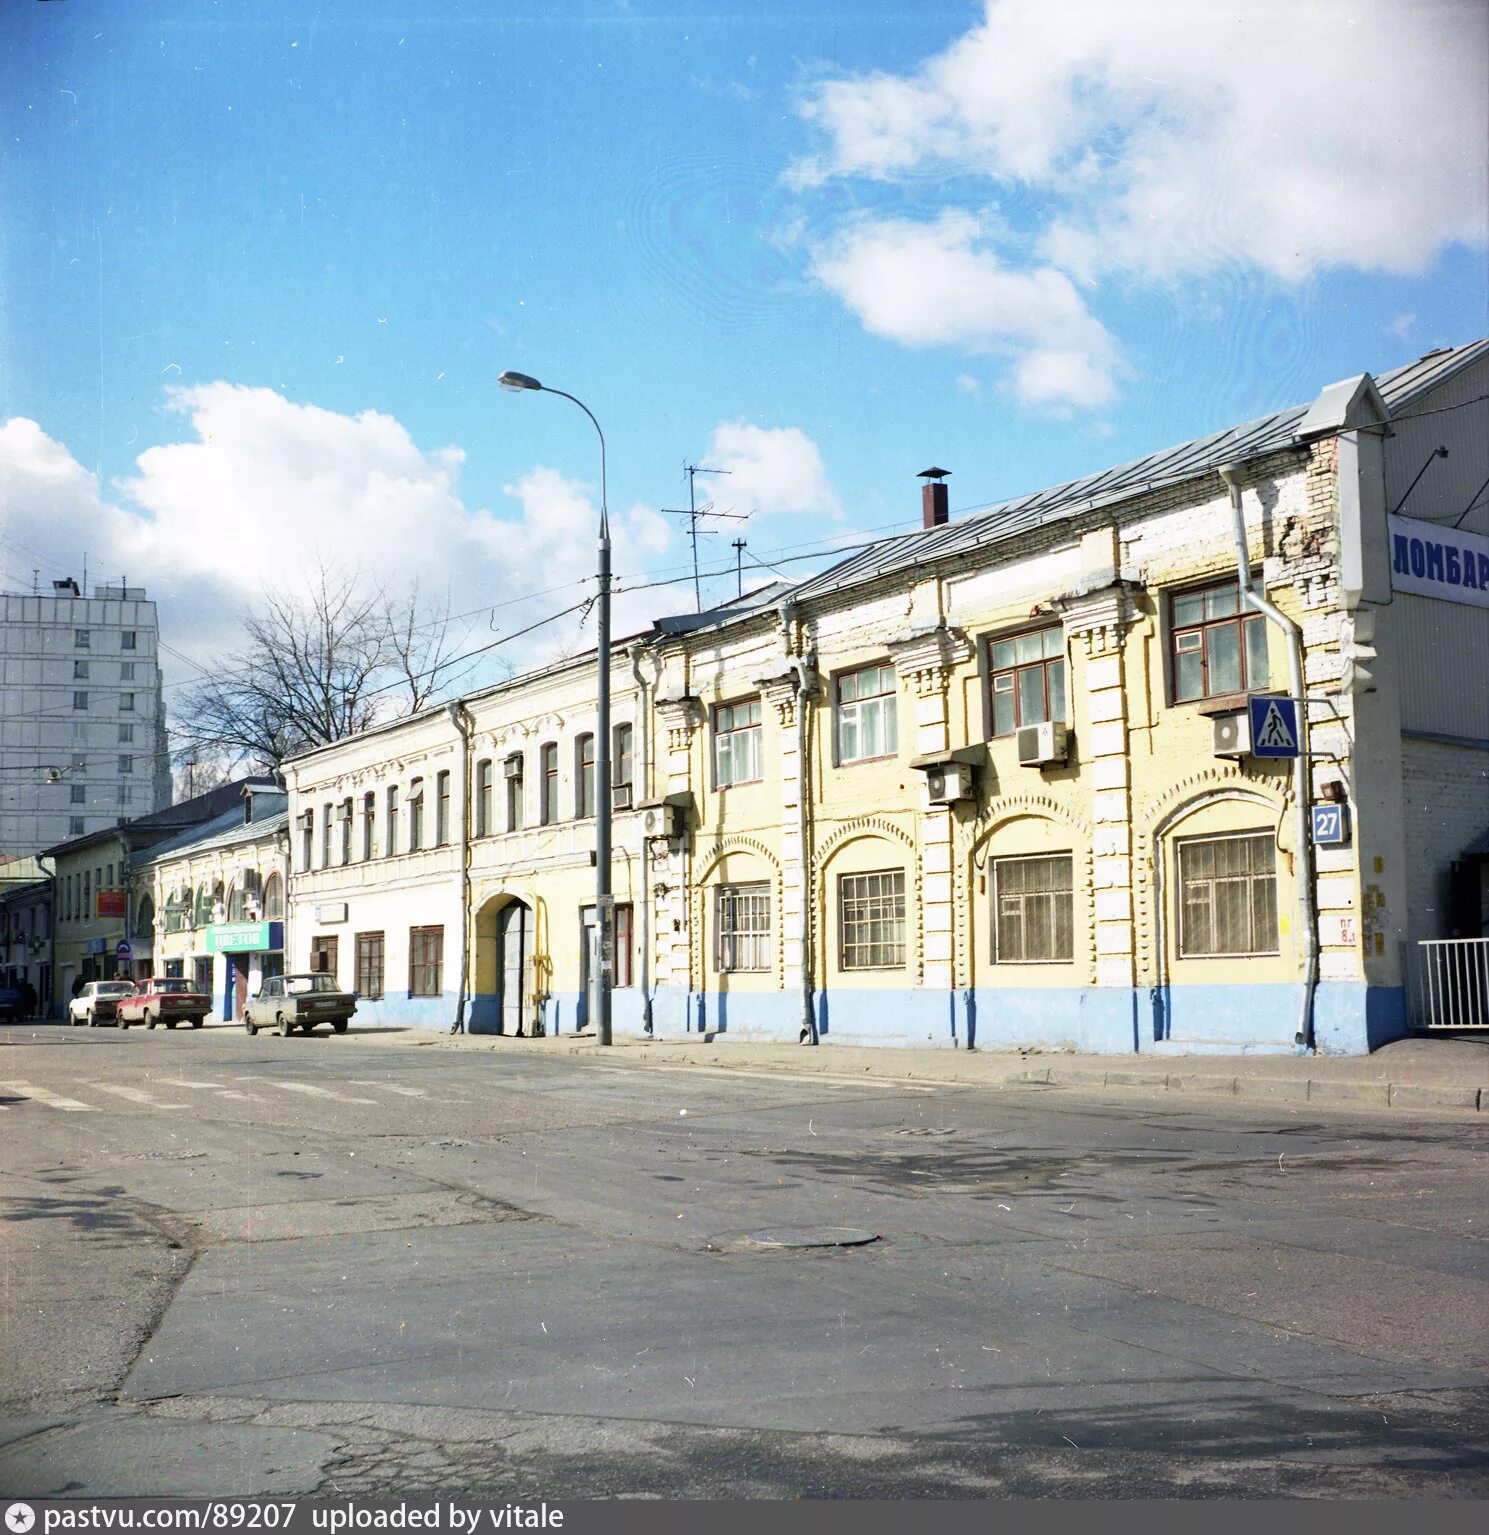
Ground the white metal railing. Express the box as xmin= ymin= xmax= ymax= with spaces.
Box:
xmin=1414 ymin=938 xmax=1489 ymax=1029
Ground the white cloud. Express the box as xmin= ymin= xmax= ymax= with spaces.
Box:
xmin=701 ymin=421 xmax=840 ymax=519
xmin=811 ymin=214 xmax=1118 ymax=408
xmin=0 ymin=385 xmax=677 ymax=682
xmin=791 ymin=1 xmax=1486 ymax=406
xmin=795 ymin=0 xmax=1486 ymax=283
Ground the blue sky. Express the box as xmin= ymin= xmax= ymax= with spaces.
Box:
xmin=2 ymin=0 xmax=1485 ymax=690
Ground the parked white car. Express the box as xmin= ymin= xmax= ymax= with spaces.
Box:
xmin=69 ymin=980 xmax=140 ymax=1028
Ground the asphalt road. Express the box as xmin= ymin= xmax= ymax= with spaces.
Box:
xmin=1 ymin=1020 xmax=1486 ymax=1499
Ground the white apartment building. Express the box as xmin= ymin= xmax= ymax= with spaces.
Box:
xmin=0 ymin=579 xmax=171 ymax=859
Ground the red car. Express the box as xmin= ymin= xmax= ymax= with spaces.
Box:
xmin=116 ymin=977 xmax=213 ymax=1031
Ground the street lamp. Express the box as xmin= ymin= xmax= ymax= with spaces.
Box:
xmin=499 ymin=369 xmax=613 ymax=1047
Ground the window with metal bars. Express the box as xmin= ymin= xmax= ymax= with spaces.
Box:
xmin=1177 ymin=831 xmax=1279 ymax=957
xmin=993 ymin=854 xmax=1074 ymax=963
xmin=715 ymin=883 xmax=770 ymax=972
xmin=839 ymin=870 xmax=906 ymax=969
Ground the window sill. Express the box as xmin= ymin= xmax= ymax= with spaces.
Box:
xmin=836 ymin=754 xmax=898 ymax=768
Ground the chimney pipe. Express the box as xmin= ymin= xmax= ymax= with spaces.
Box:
xmin=918 ymin=467 xmax=950 ymax=529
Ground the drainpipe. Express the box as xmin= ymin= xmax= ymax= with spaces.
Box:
xmin=448 ymin=700 xmax=474 ymax=1034
xmin=778 ymin=600 xmax=818 ymax=1045
xmin=1218 ymin=462 xmax=1319 ymax=1052
xmin=630 ymin=648 xmax=655 ymax=1035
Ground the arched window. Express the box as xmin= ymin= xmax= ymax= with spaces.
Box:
xmin=575 ymin=734 xmax=596 ymax=819
xmin=263 ymin=872 xmax=284 ymax=921
xmin=195 ymin=883 xmax=216 ymax=927
xmin=135 ymin=894 xmax=155 ymax=941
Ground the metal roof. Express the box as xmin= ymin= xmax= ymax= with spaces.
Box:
xmin=786 ymin=338 xmax=1489 ymax=607
xmin=130 ymin=801 xmax=288 ymax=870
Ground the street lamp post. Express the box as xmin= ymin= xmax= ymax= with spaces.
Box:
xmin=499 ymin=370 xmax=613 ymax=1047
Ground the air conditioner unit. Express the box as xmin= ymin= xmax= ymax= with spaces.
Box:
xmin=925 ymin=761 xmax=974 ymax=804
xmin=641 ymin=802 xmax=683 ymax=839
xmin=502 ymin=757 xmax=523 ymax=779
xmin=612 ymin=783 xmax=633 ymax=810
xmin=243 ymin=900 xmax=261 ymax=920
xmin=1211 ymin=711 xmax=1251 ymax=758
xmin=1016 ymin=721 xmax=1068 ymax=767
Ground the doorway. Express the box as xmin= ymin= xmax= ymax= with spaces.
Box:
xmin=497 ymin=901 xmax=531 ymax=1036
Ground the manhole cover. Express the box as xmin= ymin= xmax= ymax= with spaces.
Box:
xmin=744 ymin=1226 xmax=879 ymax=1249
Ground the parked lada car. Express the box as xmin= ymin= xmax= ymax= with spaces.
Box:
xmin=0 ymin=984 xmax=25 ymax=1022
xmin=244 ymin=973 xmax=357 ymax=1037
xmin=68 ymin=979 xmax=139 ymax=1028
xmin=115 ymin=976 xmax=212 ymax=1030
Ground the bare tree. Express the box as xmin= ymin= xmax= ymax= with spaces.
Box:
xmin=171 ymin=564 xmax=471 ymax=775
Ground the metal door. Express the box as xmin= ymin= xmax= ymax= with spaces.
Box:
xmin=498 ymin=902 xmax=530 ymax=1035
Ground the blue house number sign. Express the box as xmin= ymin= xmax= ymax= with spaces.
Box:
xmin=1311 ymin=804 xmax=1351 ymax=846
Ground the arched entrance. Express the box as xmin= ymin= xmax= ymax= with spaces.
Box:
xmin=472 ymin=895 xmax=533 ymax=1035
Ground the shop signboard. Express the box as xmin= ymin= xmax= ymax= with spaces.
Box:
xmin=96 ymin=890 xmax=127 ymax=919
xmin=206 ymin=921 xmax=284 ymax=954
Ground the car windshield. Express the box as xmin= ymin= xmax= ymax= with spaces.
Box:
xmin=100 ymin=983 xmax=136 ymax=996
xmin=285 ymin=974 xmax=340 ymax=995
xmin=152 ymin=979 xmax=193 ymax=993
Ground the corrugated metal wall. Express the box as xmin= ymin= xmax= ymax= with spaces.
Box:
xmin=1383 ymin=353 xmax=1489 ymax=535
xmin=1395 ymin=594 xmax=1489 ymax=739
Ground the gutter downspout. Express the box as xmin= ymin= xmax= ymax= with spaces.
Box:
xmin=448 ymin=700 xmax=474 ymax=1034
xmin=1219 ymin=462 xmax=1319 ymax=1052
xmin=630 ymin=649 xmax=655 ymax=1035
xmin=778 ymin=600 xmax=818 ymax=1045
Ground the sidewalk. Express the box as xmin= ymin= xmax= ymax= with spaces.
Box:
xmin=346 ymin=1024 xmax=1489 ymax=1116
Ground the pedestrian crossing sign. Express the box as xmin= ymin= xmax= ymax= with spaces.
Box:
xmin=1248 ymin=695 xmax=1300 ymax=758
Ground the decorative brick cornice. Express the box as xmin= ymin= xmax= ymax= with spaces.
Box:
xmin=886 ymin=624 xmax=974 ymax=697
xmin=655 ymin=694 xmax=705 ymax=751
xmin=1051 ymin=579 xmax=1144 ymax=657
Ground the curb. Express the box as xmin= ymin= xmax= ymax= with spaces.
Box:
xmin=343 ymin=1028 xmax=1489 ymax=1117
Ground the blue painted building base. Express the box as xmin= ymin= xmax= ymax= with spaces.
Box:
xmin=352 ymin=980 xmax=1409 ymax=1057
xmin=641 ymin=980 xmax=1410 ymax=1056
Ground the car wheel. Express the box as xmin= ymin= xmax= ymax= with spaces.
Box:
xmin=191 ymin=1017 xmax=204 ymax=1029
xmin=244 ymin=1012 xmax=258 ymax=1036
xmin=87 ymin=1010 xmax=98 ymax=1027
xmin=165 ymin=1018 xmax=177 ymax=1029
xmin=119 ymin=1015 xmax=129 ymax=1031
xmin=71 ymin=1010 xmax=84 ymax=1027
xmin=277 ymin=1013 xmax=292 ymax=1038
xmin=332 ymin=1019 xmax=348 ymax=1034
xmin=144 ymin=1011 xmax=156 ymax=1030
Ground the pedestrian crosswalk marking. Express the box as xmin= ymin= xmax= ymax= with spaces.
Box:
xmin=92 ymin=1083 xmax=187 ymax=1109
xmin=350 ymin=1080 xmax=428 ymax=1097
xmin=218 ymin=1090 xmax=262 ymax=1102
xmin=264 ymin=1081 xmax=378 ymax=1105
xmin=0 ymin=1080 xmax=95 ymax=1112
xmin=157 ymin=1077 xmax=227 ymax=1090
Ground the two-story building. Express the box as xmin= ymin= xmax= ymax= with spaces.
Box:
xmin=282 ymin=650 xmax=657 ymax=1034
xmin=283 ymin=338 xmax=1488 ymax=1052
xmin=41 ymin=779 xmax=273 ymax=1005
xmin=132 ymin=780 xmax=289 ymax=1018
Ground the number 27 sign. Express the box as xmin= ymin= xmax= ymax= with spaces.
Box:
xmin=1311 ymin=804 xmax=1351 ymax=846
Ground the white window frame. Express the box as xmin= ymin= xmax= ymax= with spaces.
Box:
xmin=714 ymin=698 xmax=763 ymax=787
xmin=715 ymin=883 xmax=771 ymax=972
xmin=835 ymin=663 xmax=898 ymax=764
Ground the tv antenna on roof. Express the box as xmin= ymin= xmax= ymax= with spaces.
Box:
xmin=661 ymin=462 xmax=742 ymax=611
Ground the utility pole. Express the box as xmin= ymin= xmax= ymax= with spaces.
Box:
xmin=661 ymin=463 xmax=742 ymax=610
xmin=731 ymin=539 xmax=746 ymax=598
